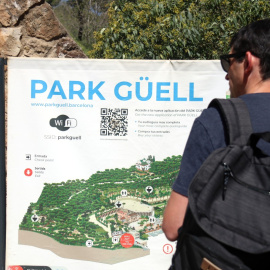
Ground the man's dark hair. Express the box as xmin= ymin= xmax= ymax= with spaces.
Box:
xmin=230 ymin=18 xmax=270 ymax=80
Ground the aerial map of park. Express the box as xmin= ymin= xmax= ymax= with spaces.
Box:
xmin=19 ymin=155 xmax=181 ymax=264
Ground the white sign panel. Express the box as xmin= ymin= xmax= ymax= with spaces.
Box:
xmin=6 ymin=58 xmax=227 ymax=270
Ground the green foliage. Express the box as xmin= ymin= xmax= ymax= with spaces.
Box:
xmin=141 ymin=233 xmax=148 ymax=240
xmin=89 ymin=0 xmax=270 ymax=59
xmin=149 ymin=155 xmax=181 ymax=175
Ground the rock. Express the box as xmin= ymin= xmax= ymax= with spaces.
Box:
xmin=21 ymin=37 xmax=57 ymax=57
xmin=56 ymin=37 xmax=87 ymax=58
xmin=0 ymin=27 xmax=22 ymax=57
xmin=23 ymin=2 xmax=66 ymax=41
xmin=0 ymin=0 xmax=42 ymax=27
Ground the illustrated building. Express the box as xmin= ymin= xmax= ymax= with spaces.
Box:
xmin=117 ymin=209 xmax=140 ymax=223
xmin=112 ymin=230 xmax=124 ymax=238
xmin=136 ymin=158 xmax=151 ymax=171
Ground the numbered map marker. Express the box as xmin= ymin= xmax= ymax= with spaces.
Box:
xmin=86 ymin=240 xmax=93 ymax=247
xmin=112 ymin=236 xmax=119 ymax=244
xmin=31 ymin=214 xmax=39 ymax=222
xmin=121 ymin=189 xmax=128 ymax=197
xmin=149 ymin=216 xmax=156 ymax=224
xmin=145 ymin=186 xmax=153 ymax=194
xmin=115 ymin=201 xmax=122 ymax=208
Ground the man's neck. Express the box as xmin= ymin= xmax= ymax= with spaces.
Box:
xmin=246 ymin=79 xmax=270 ymax=94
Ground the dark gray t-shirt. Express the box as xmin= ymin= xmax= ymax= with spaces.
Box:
xmin=172 ymin=93 xmax=270 ymax=196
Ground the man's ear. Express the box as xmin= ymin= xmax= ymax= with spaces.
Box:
xmin=244 ymin=51 xmax=253 ymax=75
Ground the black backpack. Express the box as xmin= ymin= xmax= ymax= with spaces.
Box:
xmin=170 ymin=98 xmax=270 ymax=270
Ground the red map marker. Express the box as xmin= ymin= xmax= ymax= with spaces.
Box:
xmin=24 ymin=168 xmax=33 ymax=176
xmin=120 ymin=233 xmax=135 ymax=248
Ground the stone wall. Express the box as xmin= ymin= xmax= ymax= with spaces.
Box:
xmin=0 ymin=0 xmax=87 ymax=58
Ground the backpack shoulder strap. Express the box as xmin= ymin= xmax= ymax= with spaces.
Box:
xmin=208 ymin=98 xmax=253 ymax=145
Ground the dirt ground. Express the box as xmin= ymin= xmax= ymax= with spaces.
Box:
xmin=18 ymin=230 xmax=150 ymax=264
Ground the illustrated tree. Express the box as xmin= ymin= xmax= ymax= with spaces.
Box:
xmin=89 ymin=0 xmax=270 ymax=59
xmin=27 ymin=205 xmax=33 ymax=214
xmin=21 ymin=216 xmax=27 ymax=225
xmin=41 ymin=217 xmax=46 ymax=224
xmin=141 ymin=233 xmax=148 ymax=240
xmin=39 ymin=203 xmax=44 ymax=212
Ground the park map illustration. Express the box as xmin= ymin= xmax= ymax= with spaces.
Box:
xmin=19 ymin=155 xmax=181 ymax=263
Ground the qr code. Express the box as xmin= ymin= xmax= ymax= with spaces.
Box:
xmin=100 ymin=108 xmax=128 ymax=136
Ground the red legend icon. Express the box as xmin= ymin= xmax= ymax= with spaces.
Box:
xmin=24 ymin=168 xmax=33 ymax=176
xmin=163 ymin=244 xmax=173 ymax=254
